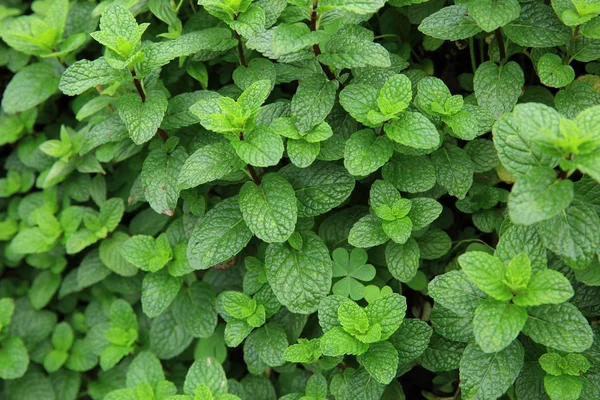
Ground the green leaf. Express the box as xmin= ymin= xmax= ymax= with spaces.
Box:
xmin=142 ymin=143 xmax=187 ymax=216
xmin=126 ymin=351 xmax=164 ymax=389
xmin=118 ymin=90 xmax=168 ymax=145
xmin=279 ymin=162 xmax=355 ymax=217
xmin=513 ymin=269 xmax=574 ymax=307
xmin=59 ymin=58 xmax=129 ymax=96
xmin=0 ymin=336 xmax=29 ymax=379
xmin=364 ymin=293 xmax=406 ymax=340
xmin=220 ymin=291 xmax=257 ymax=319
xmin=344 ymin=129 xmax=393 ymax=177
xmin=29 ymin=270 xmax=61 ymax=310
xmin=504 ymin=2 xmax=571 ymax=47
xmin=385 ymin=238 xmax=420 ymax=282
xmin=232 ymin=126 xmax=284 ymax=167
xmin=473 ymin=299 xmax=527 ymax=353
xmin=291 ymin=74 xmax=337 ymax=132
xmin=418 ymin=5 xmax=482 ymax=40
xmin=122 ymin=234 xmax=172 ymax=273
xmin=318 ymin=0 xmax=385 ymax=14
xmin=184 ymin=357 xmax=228 ymax=397
xmin=286 ymin=139 xmax=320 ymax=168
xmin=459 ymin=340 xmax=524 ymax=400
xmin=537 ymin=53 xmax=575 ymax=88
xmin=357 ymin=341 xmax=399 ymax=384
xmin=468 ymin=0 xmax=521 ymax=32
xmin=239 ymin=172 xmax=297 ymax=243
xmin=339 ymin=84 xmax=379 ymax=126
xmin=250 ymin=323 xmax=288 ymax=367
xmin=338 ymin=301 xmax=370 ymax=337
xmin=474 ymin=61 xmax=524 ymax=119
xmin=384 ymin=111 xmax=440 ymax=149
xmin=317 ymin=28 xmax=391 ymax=69
xmin=320 ymin=327 xmax=369 ymax=356
xmin=178 ymin=142 xmax=246 ymax=190
xmin=508 ymin=167 xmax=574 ymax=225
xmin=536 ymin=196 xmax=600 ymax=269
xmin=2 ymin=63 xmax=59 ymax=114
xmin=382 ymin=155 xmax=436 ymax=193
xmin=545 ymin=375 xmax=583 ymax=400
xmin=407 ymin=197 xmax=443 ymax=230
xmin=431 ymin=145 xmax=474 ymax=199
xmin=187 ymin=197 xmax=253 ymax=270
xmin=149 ymin=309 xmax=193 ymax=359
xmin=171 ymin=282 xmax=218 ymax=338
xmin=388 ymin=319 xmax=432 ymax=365
xmin=492 ymin=113 xmax=558 ymax=178
xmin=141 ymin=269 xmax=183 ymax=318
xmin=378 ymin=74 xmax=412 ymax=116
xmin=348 ymin=215 xmax=388 ymax=248
xmin=382 ymin=217 xmax=413 ymax=244
xmin=429 ymin=270 xmax=486 ymax=315
xmin=522 ymin=303 xmax=593 ymax=353
xmin=458 ymin=251 xmax=512 ymax=301
xmin=265 ymin=231 xmax=332 ymax=314
xmin=418 ymin=334 xmax=465 ymax=372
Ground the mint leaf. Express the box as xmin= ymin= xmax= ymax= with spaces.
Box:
xmin=118 ymin=90 xmax=168 ymax=145
xmin=265 ymin=231 xmax=332 ymax=314
xmin=473 ymin=299 xmax=527 ymax=353
xmin=357 ymin=341 xmax=399 ymax=384
xmin=239 ymin=172 xmax=297 ymax=243
xmin=429 ymin=270 xmax=486 ymax=314
xmin=291 ymin=74 xmax=337 ymax=132
xmin=468 ymin=0 xmax=521 ymax=32
xmin=385 ymin=238 xmax=420 ymax=282
xmin=178 ymin=142 xmax=246 ymax=190
xmin=187 ymin=197 xmax=253 ymax=270
xmin=384 ymin=111 xmax=440 ymax=149
xmin=2 ymin=63 xmax=60 ymax=114
xmin=508 ymin=167 xmax=574 ymax=225
xmin=474 ymin=61 xmax=524 ymax=119
xmin=232 ymin=126 xmax=284 ymax=167
xmin=141 ymin=269 xmax=183 ymax=318
xmin=419 ymin=5 xmax=482 ymax=40
xmin=537 ymin=53 xmax=575 ymax=88
xmin=344 ymin=129 xmax=393 ymax=177
xmin=459 ymin=340 xmax=524 ymax=399
xmin=522 ymin=303 xmax=593 ymax=353
xmin=59 ymin=58 xmax=129 ymax=96
xmin=513 ymin=269 xmax=574 ymax=307
xmin=458 ymin=251 xmax=512 ymax=301
xmin=431 ymin=145 xmax=474 ymax=199
xmin=504 ymin=2 xmax=571 ymax=47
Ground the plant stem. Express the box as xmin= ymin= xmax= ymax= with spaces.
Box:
xmin=130 ymin=68 xmax=168 ymax=141
xmin=310 ymin=0 xmax=341 ymax=86
xmin=130 ymin=69 xmax=146 ymax=102
xmin=495 ymin=28 xmax=506 ymax=61
xmin=565 ymin=25 xmax=581 ymax=65
xmin=235 ymin=31 xmax=247 ymax=67
xmin=240 ymin=132 xmax=261 ymax=185
xmin=469 ymin=36 xmax=477 ymax=73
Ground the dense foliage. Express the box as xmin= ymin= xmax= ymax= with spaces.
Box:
xmin=1 ymin=0 xmax=600 ymax=399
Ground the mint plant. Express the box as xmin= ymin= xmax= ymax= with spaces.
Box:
xmin=2 ymin=0 xmax=600 ymax=399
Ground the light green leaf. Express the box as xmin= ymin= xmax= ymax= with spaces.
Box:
xmin=320 ymin=327 xmax=368 ymax=356
xmin=537 ymin=53 xmax=575 ymax=88
xmin=384 ymin=111 xmax=440 ymax=149
xmin=251 ymin=323 xmax=288 ymax=367
xmin=286 ymin=139 xmax=320 ymax=168
xmin=0 ymin=336 xmax=29 ymax=380
xmin=184 ymin=357 xmax=228 ymax=397
xmin=388 ymin=319 xmax=433 ymax=365
xmin=59 ymin=58 xmax=129 ymax=96
xmin=429 ymin=270 xmax=486 ymax=315
xmin=473 ymin=299 xmax=527 ymax=353
xmin=513 ymin=269 xmax=574 ymax=307
xmin=378 ymin=74 xmax=412 ymax=116
xmin=348 ymin=215 xmax=388 ymax=248
xmin=458 ymin=251 xmax=512 ymax=301
xmin=318 ymin=0 xmax=385 ymax=14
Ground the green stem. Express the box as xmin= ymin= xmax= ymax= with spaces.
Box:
xmin=469 ymin=36 xmax=477 ymax=73
xmin=565 ymin=25 xmax=581 ymax=65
